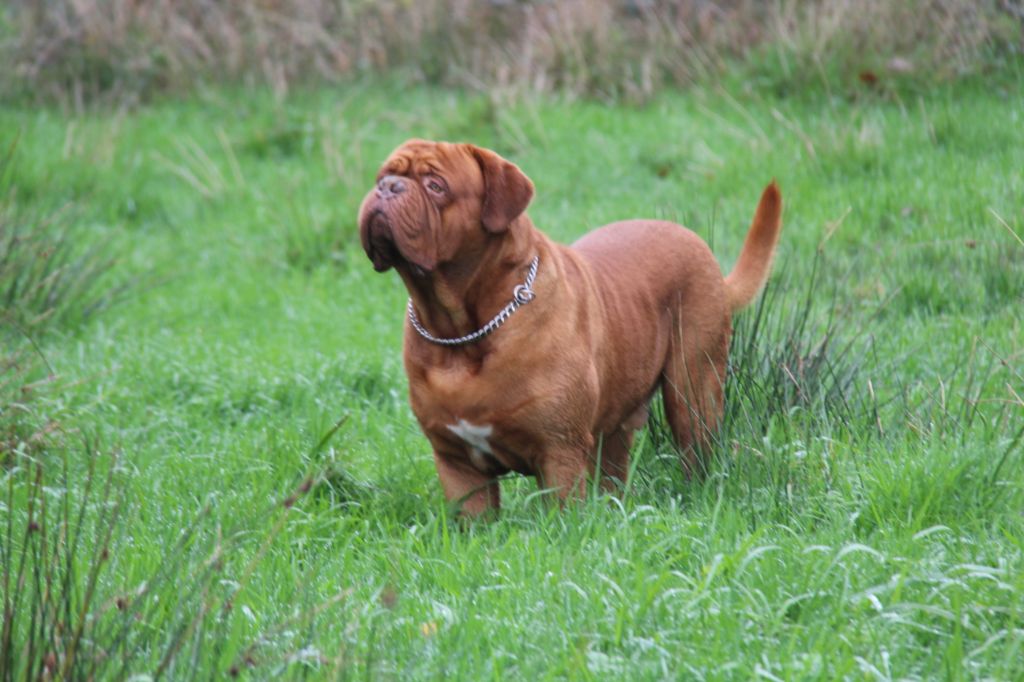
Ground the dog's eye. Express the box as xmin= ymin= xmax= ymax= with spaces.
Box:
xmin=425 ymin=179 xmax=445 ymax=194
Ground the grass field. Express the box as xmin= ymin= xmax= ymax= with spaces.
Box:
xmin=3 ymin=71 xmax=1024 ymax=678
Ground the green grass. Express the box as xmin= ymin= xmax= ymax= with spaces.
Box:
xmin=2 ymin=73 xmax=1023 ymax=678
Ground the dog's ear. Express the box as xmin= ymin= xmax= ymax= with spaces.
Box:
xmin=469 ymin=145 xmax=534 ymax=234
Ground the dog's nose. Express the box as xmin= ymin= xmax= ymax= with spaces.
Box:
xmin=377 ymin=175 xmax=406 ymax=197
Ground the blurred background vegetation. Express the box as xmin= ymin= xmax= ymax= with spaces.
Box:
xmin=1 ymin=0 xmax=1021 ymax=106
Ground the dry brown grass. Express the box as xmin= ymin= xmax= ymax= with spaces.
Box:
xmin=2 ymin=0 xmax=1021 ymax=104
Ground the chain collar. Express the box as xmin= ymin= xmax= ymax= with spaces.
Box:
xmin=407 ymin=256 xmax=539 ymax=346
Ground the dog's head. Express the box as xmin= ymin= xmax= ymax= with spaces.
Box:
xmin=358 ymin=139 xmax=534 ymax=274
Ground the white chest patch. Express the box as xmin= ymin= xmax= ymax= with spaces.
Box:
xmin=446 ymin=419 xmax=494 ymax=469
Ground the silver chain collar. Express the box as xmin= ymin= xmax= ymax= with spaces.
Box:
xmin=407 ymin=256 xmax=539 ymax=346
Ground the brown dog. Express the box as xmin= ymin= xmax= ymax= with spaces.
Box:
xmin=359 ymin=139 xmax=782 ymax=516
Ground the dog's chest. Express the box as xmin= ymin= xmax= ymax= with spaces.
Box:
xmin=412 ymin=362 xmax=537 ymax=473
xmin=445 ymin=418 xmax=497 ymax=470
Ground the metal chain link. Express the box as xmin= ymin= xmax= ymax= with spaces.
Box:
xmin=407 ymin=256 xmax=539 ymax=346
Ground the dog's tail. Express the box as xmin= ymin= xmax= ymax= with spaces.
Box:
xmin=724 ymin=181 xmax=783 ymax=313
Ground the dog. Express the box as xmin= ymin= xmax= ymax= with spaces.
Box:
xmin=359 ymin=139 xmax=782 ymax=516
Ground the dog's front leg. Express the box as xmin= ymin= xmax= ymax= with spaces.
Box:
xmin=433 ymin=451 xmax=501 ymax=518
xmin=537 ymin=447 xmax=591 ymax=504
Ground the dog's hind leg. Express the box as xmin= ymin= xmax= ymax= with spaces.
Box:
xmin=660 ymin=321 xmax=729 ymax=478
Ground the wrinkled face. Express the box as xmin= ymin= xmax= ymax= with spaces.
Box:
xmin=358 ymin=139 xmax=534 ymax=274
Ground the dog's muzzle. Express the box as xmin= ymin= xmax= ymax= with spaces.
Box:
xmin=364 ymin=209 xmax=400 ymax=272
